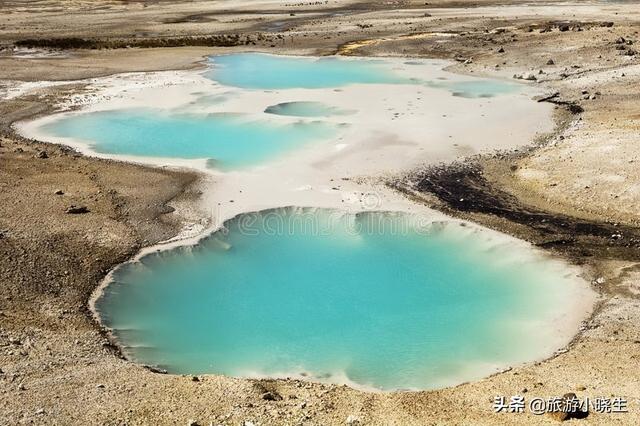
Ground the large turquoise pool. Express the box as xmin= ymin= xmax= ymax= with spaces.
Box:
xmin=96 ymin=209 xmax=583 ymax=390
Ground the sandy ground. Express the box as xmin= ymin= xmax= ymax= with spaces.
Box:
xmin=1 ymin=0 xmax=640 ymax=424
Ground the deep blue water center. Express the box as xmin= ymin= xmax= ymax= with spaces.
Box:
xmin=97 ymin=209 xmax=578 ymax=390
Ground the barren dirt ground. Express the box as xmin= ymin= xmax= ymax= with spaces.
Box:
xmin=1 ymin=1 xmax=640 ymax=424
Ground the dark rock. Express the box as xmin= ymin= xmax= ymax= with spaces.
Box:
xmin=559 ymin=24 xmax=570 ymax=32
xmin=157 ymin=205 xmax=175 ymax=214
xmin=144 ymin=365 xmax=168 ymax=374
xmin=262 ymin=391 xmax=283 ymax=401
xmin=547 ymin=392 xmax=588 ymax=421
xmin=497 ymin=47 xmax=505 ymax=53
xmin=65 ymin=205 xmax=89 ymax=214
xmin=600 ymin=21 xmax=614 ymax=27
xmin=54 ymin=190 xmax=64 ymax=195
xmin=546 ymin=58 xmax=555 ymax=65
xmin=37 ymin=150 xmax=48 ymax=159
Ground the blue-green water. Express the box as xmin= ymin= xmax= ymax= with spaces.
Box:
xmin=40 ymin=54 xmax=520 ymax=169
xmin=206 ymin=53 xmax=518 ymax=97
xmin=206 ymin=53 xmax=408 ymax=89
xmin=97 ymin=209 xmax=577 ymax=390
xmin=265 ymin=101 xmax=355 ymax=117
xmin=42 ymin=110 xmax=336 ymax=169
xmin=446 ymin=80 xmax=518 ymax=98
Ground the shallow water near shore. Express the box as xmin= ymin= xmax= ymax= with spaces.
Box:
xmin=96 ymin=209 xmax=591 ymax=390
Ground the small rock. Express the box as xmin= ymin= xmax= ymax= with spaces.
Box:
xmin=546 ymin=59 xmax=555 ymax=65
xmin=96 ymin=384 xmax=105 ymax=389
xmin=35 ymin=408 xmax=45 ymax=415
xmin=576 ymin=385 xmax=587 ymax=391
xmin=65 ymin=205 xmax=89 ymax=214
xmin=261 ymin=391 xmax=282 ymax=401
xmin=187 ymin=420 xmax=198 ymax=426
xmin=54 ymin=189 xmax=64 ymax=195
xmin=497 ymin=47 xmax=505 ymax=53
xmin=547 ymin=392 xmax=587 ymax=421
xmin=524 ymin=73 xmax=537 ymax=81
xmin=37 ymin=150 xmax=48 ymax=159
xmin=559 ymin=24 xmax=570 ymax=32
xmin=346 ymin=415 xmax=360 ymax=425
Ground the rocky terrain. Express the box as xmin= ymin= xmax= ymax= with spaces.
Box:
xmin=1 ymin=0 xmax=640 ymax=424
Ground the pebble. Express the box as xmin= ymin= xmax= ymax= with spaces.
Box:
xmin=346 ymin=415 xmax=360 ymax=424
xmin=65 ymin=205 xmax=89 ymax=214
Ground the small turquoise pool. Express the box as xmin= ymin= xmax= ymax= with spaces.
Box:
xmin=41 ymin=110 xmax=337 ymax=169
xmin=264 ymin=101 xmax=355 ymax=117
xmin=205 ymin=53 xmax=408 ymax=89
xmin=96 ymin=209 xmax=584 ymax=390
